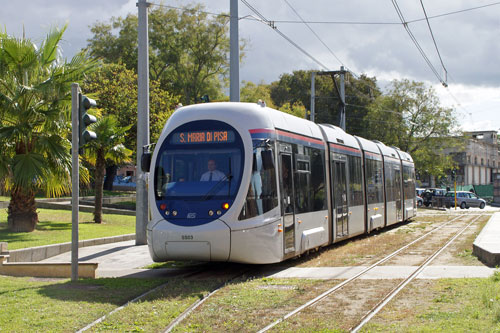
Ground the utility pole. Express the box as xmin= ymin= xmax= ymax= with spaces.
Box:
xmin=310 ymin=72 xmax=315 ymax=122
xmin=136 ymin=0 xmax=150 ymax=245
xmin=310 ymin=66 xmax=347 ymax=129
xmin=339 ymin=66 xmax=346 ymax=130
xmin=71 ymin=83 xmax=79 ymax=281
xmin=230 ymin=0 xmax=239 ymax=102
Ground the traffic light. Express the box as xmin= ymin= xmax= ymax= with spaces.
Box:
xmin=451 ymin=169 xmax=456 ymax=181
xmin=200 ymin=94 xmax=210 ymax=103
xmin=79 ymin=93 xmax=97 ymax=148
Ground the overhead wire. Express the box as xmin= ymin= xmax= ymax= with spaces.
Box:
xmin=240 ymin=0 xmax=329 ymax=70
xmin=282 ymin=0 xmax=344 ymax=67
xmin=151 ymin=0 xmax=481 ymax=121
xmin=419 ymin=0 xmax=448 ymax=83
xmin=390 ymin=0 xmax=448 ymax=87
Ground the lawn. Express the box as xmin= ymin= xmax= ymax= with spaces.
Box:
xmin=0 ymin=209 xmax=135 ymax=250
xmin=0 ymin=276 xmax=167 ymax=332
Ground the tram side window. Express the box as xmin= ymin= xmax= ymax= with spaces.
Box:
xmin=239 ymin=145 xmax=278 ymax=220
xmin=403 ymin=165 xmax=416 ymax=200
xmin=385 ymin=161 xmax=394 ymax=202
xmin=311 ymin=148 xmax=327 ymax=211
xmin=348 ymin=155 xmax=363 ymax=206
xmin=294 ymin=156 xmax=311 ymax=214
xmin=294 ymin=147 xmax=327 ymax=213
xmin=366 ymin=158 xmax=384 ymax=204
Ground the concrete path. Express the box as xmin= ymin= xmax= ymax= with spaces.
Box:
xmin=40 ymin=240 xmax=497 ymax=279
xmin=265 ymin=265 xmax=495 ymax=280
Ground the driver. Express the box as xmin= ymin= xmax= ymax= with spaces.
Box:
xmin=200 ymin=159 xmax=225 ymax=181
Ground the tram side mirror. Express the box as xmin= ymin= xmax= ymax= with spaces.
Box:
xmin=141 ymin=152 xmax=152 ymax=172
xmin=261 ymin=150 xmax=274 ymax=170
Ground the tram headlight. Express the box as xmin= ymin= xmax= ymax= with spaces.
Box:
xmin=208 ymin=210 xmax=214 ymax=216
xmin=160 ymin=203 xmax=167 ymax=211
xmin=216 ymin=210 xmax=222 ymax=216
xmin=172 ymin=210 xmax=178 ymax=216
xmin=165 ymin=210 xmax=170 ymax=216
xmin=222 ymin=202 xmax=230 ymax=210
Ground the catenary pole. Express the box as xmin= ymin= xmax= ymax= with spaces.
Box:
xmin=310 ymin=72 xmax=316 ymax=122
xmin=71 ymin=83 xmax=79 ymax=281
xmin=339 ymin=66 xmax=346 ymax=130
xmin=230 ymin=0 xmax=240 ymax=102
xmin=136 ymin=0 xmax=150 ymax=245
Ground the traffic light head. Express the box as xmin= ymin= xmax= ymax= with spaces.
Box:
xmin=79 ymin=94 xmax=97 ymax=148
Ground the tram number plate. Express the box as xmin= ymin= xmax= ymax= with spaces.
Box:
xmin=182 ymin=235 xmax=194 ymax=240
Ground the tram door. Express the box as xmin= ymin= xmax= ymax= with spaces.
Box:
xmin=280 ymin=153 xmax=295 ymax=255
xmin=333 ymin=159 xmax=349 ymax=238
xmin=395 ymin=166 xmax=402 ymax=221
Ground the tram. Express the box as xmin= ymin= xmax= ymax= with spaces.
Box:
xmin=144 ymin=102 xmax=416 ymax=264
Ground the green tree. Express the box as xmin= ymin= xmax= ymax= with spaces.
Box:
xmin=81 ymin=63 xmax=178 ymax=153
xmin=240 ymin=81 xmax=276 ymax=108
xmin=365 ymin=79 xmax=462 ymax=178
xmin=84 ymin=116 xmax=132 ymax=223
xmin=269 ymin=70 xmax=380 ymax=135
xmin=87 ymin=4 xmax=234 ymax=104
xmin=81 ymin=63 xmax=177 ymax=191
xmin=0 ymin=26 xmax=96 ymax=232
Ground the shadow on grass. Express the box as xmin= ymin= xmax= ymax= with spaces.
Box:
xmin=36 ymin=262 xmax=252 ymax=305
xmin=35 ymin=275 xmax=222 ymax=306
xmin=36 ymin=278 xmax=167 ymax=306
xmin=35 ymin=221 xmax=72 ymax=231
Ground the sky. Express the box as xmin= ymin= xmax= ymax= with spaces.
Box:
xmin=1 ymin=0 xmax=499 ymax=132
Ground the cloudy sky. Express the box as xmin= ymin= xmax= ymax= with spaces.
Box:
xmin=1 ymin=0 xmax=499 ymax=132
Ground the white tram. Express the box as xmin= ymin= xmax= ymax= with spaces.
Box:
xmin=145 ymin=102 xmax=416 ymax=264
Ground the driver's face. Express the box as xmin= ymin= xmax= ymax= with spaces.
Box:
xmin=208 ymin=160 xmax=216 ymax=171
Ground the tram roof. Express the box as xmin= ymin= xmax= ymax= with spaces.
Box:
xmin=374 ymin=141 xmax=400 ymax=160
xmin=354 ymin=135 xmax=382 ymax=155
xmin=318 ymin=124 xmax=361 ymax=151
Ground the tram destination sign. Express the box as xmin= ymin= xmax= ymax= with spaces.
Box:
xmin=170 ymin=130 xmax=235 ymax=144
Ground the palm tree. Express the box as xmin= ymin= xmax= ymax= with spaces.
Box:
xmin=0 ymin=26 xmax=97 ymax=232
xmin=83 ymin=116 xmax=132 ymax=223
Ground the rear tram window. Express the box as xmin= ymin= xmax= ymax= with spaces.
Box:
xmin=403 ymin=164 xmax=416 ymax=200
xmin=239 ymin=141 xmax=278 ymax=220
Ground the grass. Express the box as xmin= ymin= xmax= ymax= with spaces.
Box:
xmin=89 ymin=277 xmax=223 ymax=332
xmin=111 ymin=200 xmax=136 ymax=210
xmin=363 ymin=272 xmax=500 ymax=332
xmin=170 ymin=277 xmax=338 ymax=332
xmin=0 ymin=191 xmax=134 ymax=203
xmin=0 ymin=208 xmax=135 ymax=250
xmin=0 ymin=276 xmax=167 ymax=332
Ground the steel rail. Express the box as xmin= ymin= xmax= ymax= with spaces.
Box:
xmin=163 ymin=267 xmax=251 ymax=333
xmin=351 ymin=213 xmax=483 ymax=332
xmin=257 ymin=214 xmax=465 ymax=332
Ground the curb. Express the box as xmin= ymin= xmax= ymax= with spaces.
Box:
xmin=473 ymin=212 xmax=500 ymax=267
xmin=7 ymin=234 xmax=135 ymax=263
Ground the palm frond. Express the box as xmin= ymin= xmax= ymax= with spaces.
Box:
xmin=11 ymin=152 xmax=47 ymax=190
xmin=40 ymin=25 xmax=67 ymax=67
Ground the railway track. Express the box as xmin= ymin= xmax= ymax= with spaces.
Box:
xmin=76 ymin=264 xmax=249 ymax=333
xmin=75 ymin=213 xmax=486 ymax=332
xmin=258 ymin=213 xmax=483 ymax=332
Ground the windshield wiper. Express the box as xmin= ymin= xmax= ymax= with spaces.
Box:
xmin=202 ymin=172 xmax=233 ymax=201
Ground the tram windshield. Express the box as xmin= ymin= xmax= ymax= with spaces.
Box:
xmin=154 ymin=148 xmax=242 ymax=200
xmin=154 ymin=121 xmax=244 ymax=201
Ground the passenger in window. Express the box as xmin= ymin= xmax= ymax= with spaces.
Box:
xmin=200 ymin=159 xmax=225 ymax=181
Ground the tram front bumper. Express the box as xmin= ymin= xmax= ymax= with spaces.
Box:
xmin=147 ymin=219 xmax=230 ymax=262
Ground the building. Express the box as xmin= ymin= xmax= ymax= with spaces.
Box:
xmin=445 ymin=130 xmax=499 ymax=186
